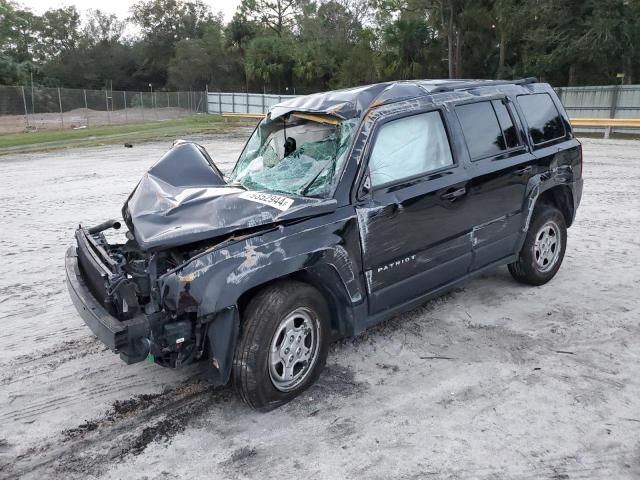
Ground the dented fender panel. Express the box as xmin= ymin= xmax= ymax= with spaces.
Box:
xmin=159 ymin=208 xmax=365 ymax=321
xmin=521 ymin=139 xmax=583 ymax=233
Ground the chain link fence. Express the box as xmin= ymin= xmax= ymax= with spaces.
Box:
xmin=0 ymin=85 xmax=208 ymax=133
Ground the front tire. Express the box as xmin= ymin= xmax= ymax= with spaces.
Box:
xmin=233 ymin=280 xmax=330 ymax=411
xmin=508 ymin=204 xmax=567 ymax=286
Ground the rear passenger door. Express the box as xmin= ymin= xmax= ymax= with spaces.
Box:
xmin=454 ymin=98 xmax=536 ymax=270
xmin=356 ymin=109 xmax=474 ymax=316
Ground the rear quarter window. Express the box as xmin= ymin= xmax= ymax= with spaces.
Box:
xmin=455 ymin=100 xmax=520 ymax=161
xmin=517 ymin=93 xmax=566 ymax=145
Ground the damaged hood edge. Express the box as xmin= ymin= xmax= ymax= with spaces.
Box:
xmin=123 ymin=141 xmax=338 ymax=251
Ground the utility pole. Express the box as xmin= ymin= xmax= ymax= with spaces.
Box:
xmin=30 ymin=70 xmax=35 ymax=117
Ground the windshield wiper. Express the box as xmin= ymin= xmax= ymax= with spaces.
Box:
xmin=297 ymin=162 xmax=331 ymax=196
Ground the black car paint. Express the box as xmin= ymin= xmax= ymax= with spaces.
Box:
xmin=66 ymin=79 xmax=583 ymax=386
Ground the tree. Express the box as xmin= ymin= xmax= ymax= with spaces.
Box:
xmin=34 ymin=6 xmax=81 ymax=60
xmin=130 ymin=0 xmax=217 ymax=87
xmin=168 ymin=22 xmax=237 ymax=90
xmin=0 ymin=0 xmax=37 ymax=84
xmin=239 ymin=0 xmax=302 ymax=36
xmin=224 ymin=12 xmax=261 ymax=90
xmin=245 ymin=34 xmax=297 ymax=92
xmin=380 ymin=14 xmax=436 ymax=80
xmin=293 ymin=0 xmax=366 ymax=91
xmin=3 ymin=0 xmax=640 ymax=92
xmin=130 ymin=0 xmax=214 ymax=40
xmin=336 ymin=29 xmax=382 ymax=87
xmin=492 ymin=0 xmax=525 ymax=79
xmin=84 ymin=9 xmax=125 ymax=45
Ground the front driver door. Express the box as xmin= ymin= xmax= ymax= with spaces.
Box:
xmin=356 ymin=109 xmax=474 ymax=318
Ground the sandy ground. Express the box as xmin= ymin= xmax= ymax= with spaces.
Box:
xmin=0 ymin=134 xmax=639 ymax=479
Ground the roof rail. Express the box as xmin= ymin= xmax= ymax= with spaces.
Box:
xmin=429 ymin=77 xmax=538 ymax=93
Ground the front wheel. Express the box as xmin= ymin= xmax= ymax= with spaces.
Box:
xmin=508 ymin=204 xmax=567 ymax=286
xmin=233 ymin=280 xmax=330 ymax=411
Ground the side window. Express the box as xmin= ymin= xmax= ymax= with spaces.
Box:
xmin=369 ymin=111 xmax=453 ymax=187
xmin=456 ymin=100 xmax=518 ymax=160
xmin=517 ymin=93 xmax=566 ymax=145
xmin=492 ymin=100 xmax=520 ymax=149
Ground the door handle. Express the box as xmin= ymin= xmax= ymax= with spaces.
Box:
xmin=512 ymin=165 xmax=533 ymax=176
xmin=440 ymin=187 xmax=467 ymax=201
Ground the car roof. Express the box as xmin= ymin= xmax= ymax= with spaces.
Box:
xmin=269 ymin=78 xmax=539 ymax=120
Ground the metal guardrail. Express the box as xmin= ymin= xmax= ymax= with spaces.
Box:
xmin=221 ymin=112 xmax=265 ymax=120
xmin=570 ymin=118 xmax=640 ymax=126
xmin=570 ymin=118 xmax=640 ymax=138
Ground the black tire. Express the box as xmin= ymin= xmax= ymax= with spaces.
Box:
xmin=233 ymin=280 xmax=330 ymax=411
xmin=508 ymin=204 xmax=567 ymax=286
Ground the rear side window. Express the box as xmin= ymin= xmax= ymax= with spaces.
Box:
xmin=492 ymin=100 xmax=520 ymax=149
xmin=517 ymin=93 xmax=566 ymax=145
xmin=369 ymin=111 xmax=453 ymax=187
xmin=456 ymin=100 xmax=520 ymax=161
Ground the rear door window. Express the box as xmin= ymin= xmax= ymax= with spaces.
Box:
xmin=492 ymin=100 xmax=520 ymax=149
xmin=517 ymin=93 xmax=566 ymax=145
xmin=456 ymin=100 xmax=520 ymax=161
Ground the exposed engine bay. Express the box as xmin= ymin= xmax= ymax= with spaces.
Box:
xmin=75 ymin=220 xmax=210 ymax=369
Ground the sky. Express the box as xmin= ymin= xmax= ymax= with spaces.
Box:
xmin=18 ymin=0 xmax=242 ymax=22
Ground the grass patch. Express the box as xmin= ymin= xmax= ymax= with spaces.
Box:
xmin=0 ymin=114 xmax=251 ymax=154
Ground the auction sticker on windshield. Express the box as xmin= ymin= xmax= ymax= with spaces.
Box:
xmin=239 ymin=191 xmax=295 ymax=211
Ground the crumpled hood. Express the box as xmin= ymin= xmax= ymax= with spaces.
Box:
xmin=122 ymin=141 xmax=336 ymax=251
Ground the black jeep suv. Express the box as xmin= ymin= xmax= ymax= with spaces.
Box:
xmin=66 ymin=78 xmax=583 ymax=410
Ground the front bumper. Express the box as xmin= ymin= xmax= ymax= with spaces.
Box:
xmin=65 ymin=246 xmax=149 ymax=363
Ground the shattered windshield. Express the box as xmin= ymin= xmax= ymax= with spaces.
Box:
xmin=229 ymin=113 xmax=357 ymax=197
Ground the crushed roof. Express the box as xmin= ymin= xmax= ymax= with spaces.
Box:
xmin=269 ymin=78 xmax=538 ymax=120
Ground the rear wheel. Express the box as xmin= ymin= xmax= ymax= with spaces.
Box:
xmin=508 ymin=204 xmax=567 ymax=286
xmin=233 ymin=280 xmax=330 ymax=411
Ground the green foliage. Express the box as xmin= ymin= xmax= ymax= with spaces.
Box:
xmin=245 ymin=34 xmax=296 ymax=91
xmin=34 ymin=6 xmax=81 ymax=60
xmin=168 ymin=23 xmax=237 ymax=90
xmin=1 ymin=0 xmax=640 ymax=92
xmin=239 ymin=0 xmax=302 ymax=36
xmin=0 ymin=0 xmax=36 ymax=84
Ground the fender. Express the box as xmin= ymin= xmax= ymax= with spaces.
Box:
xmin=520 ymin=140 xmax=582 ymax=237
xmin=160 ymin=212 xmax=365 ymax=385
xmin=201 ymin=244 xmax=360 ymax=386
xmin=158 ymin=208 xmax=365 ymax=361
xmin=204 ymin=307 xmax=239 ymax=386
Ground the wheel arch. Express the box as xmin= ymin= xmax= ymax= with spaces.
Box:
xmin=236 ymin=264 xmax=356 ymax=339
xmin=536 ymin=184 xmax=575 ymax=227
xmin=203 ymin=267 xmax=353 ymax=389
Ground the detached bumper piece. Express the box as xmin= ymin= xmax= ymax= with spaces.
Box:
xmin=65 ymin=240 xmax=149 ymax=364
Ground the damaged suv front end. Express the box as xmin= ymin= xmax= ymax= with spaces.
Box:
xmin=66 ymin=112 xmax=359 ymax=386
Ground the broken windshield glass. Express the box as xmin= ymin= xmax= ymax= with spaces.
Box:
xmin=228 ymin=113 xmax=357 ymax=197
